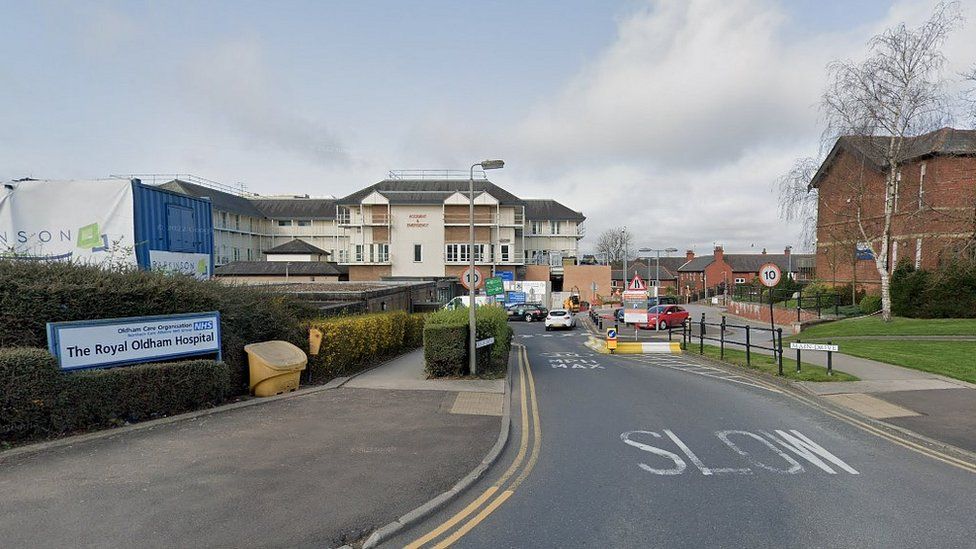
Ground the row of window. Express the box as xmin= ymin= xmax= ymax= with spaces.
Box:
xmin=530 ymin=221 xmax=562 ymax=235
xmin=276 ymin=220 xmax=313 ymax=227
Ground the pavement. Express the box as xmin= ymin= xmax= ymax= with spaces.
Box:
xmin=385 ymin=318 xmax=976 ymax=548
xmin=685 ymin=303 xmax=976 ymax=454
xmin=0 ymin=350 xmax=503 ymax=548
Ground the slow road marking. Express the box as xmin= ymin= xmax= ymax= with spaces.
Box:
xmin=406 ymin=344 xmax=541 ymax=549
xmin=621 ymin=429 xmax=859 ymax=476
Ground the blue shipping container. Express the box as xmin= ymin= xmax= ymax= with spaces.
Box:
xmin=131 ymin=180 xmax=215 ymax=277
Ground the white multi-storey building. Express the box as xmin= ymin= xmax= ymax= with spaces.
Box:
xmin=160 ymin=172 xmax=586 ymax=280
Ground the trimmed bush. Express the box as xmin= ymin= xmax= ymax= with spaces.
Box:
xmin=0 ymin=261 xmax=315 ymax=394
xmin=859 ymin=294 xmax=882 ymax=315
xmin=1 ymin=347 xmax=231 ymax=445
xmin=891 ymin=258 xmax=976 ymax=318
xmin=424 ymin=306 xmax=512 ymax=378
xmin=305 ymin=312 xmax=426 ymax=382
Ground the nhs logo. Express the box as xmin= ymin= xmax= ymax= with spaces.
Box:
xmin=193 ymin=320 xmax=214 ymax=330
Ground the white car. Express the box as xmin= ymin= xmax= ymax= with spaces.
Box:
xmin=545 ymin=309 xmax=576 ymax=331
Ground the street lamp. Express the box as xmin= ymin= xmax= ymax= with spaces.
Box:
xmin=637 ymin=247 xmax=679 ymax=291
xmin=469 ymin=159 xmax=504 ymax=376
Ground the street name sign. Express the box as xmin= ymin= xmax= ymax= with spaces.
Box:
xmin=47 ymin=312 xmax=222 ymax=371
xmin=485 ymin=276 xmax=504 ymax=296
xmin=790 ymin=342 xmax=839 ymax=352
xmin=476 ymin=337 xmax=495 ymax=349
xmin=460 ymin=266 xmax=483 ymax=290
xmin=759 ymin=263 xmax=782 ymax=288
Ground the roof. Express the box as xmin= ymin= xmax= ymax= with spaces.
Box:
xmin=811 ymin=127 xmax=976 ymax=188
xmin=677 ymin=253 xmax=815 ymax=273
xmin=213 ymin=261 xmax=346 ymax=277
xmin=523 ymin=199 xmax=585 ymax=221
xmin=159 ymin=180 xmax=266 ymax=218
xmin=337 ymin=179 xmax=524 ymax=206
xmin=250 ymin=198 xmax=337 ymax=220
xmin=612 ymin=265 xmax=678 ymax=281
xmin=264 ymin=239 xmax=330 ymax=255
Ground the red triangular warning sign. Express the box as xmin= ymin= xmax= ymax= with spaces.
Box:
xmin=628 ymin=274 xmax=647 ymax=291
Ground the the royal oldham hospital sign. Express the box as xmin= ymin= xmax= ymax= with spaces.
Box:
xmin=47 ymin=312 xmax=222 ymax=371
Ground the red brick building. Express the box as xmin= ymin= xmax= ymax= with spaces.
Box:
xmin=810 ymin=127 xmax=976 ymax=287
xmin=677 ymin=246 xmax=814 ymax=296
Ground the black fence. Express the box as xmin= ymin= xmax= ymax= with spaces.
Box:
xmin=731 ymin=285 xmax=841 ymax=321
xmin=680 ymin=313 xmax=785 ymax=375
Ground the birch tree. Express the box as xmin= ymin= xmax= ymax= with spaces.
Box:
xmin=781 ymin=2 xmax=959 ymax=322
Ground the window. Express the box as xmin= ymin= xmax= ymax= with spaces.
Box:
xmin=734 ymin=278 xmax=746 ymax=284
xmin=233 ymin=247 xmax=240 ymax=261
xmin=501 ymin=244 xmax=510 ymax=262
xmin=337 ymin=207 xmax=351 ymax=224
xmin=531 ymin=222 xmax=542 ymax=235
xmin=446 ymin=244 xmax=459 ymax=262
xmin=414 ymin=244 xmax=423 ymax=262
xmin=355 ymin=244 xmax=363 ymax=262
xmin=445 ymin=244 xmax=484 ymax=262
xmin=277 ymin=220 xmax=293 ymax=227
xmin=247 ymin=249 xmax=252 ymax=260
xmin=234 ymin=215 xmax=240 ymax=230
xmin=551 ymin=221 xmax=560 ymax=235
xmin=220 ymin=211 xmax=227 ymax=228
xmin=376 ymin=243 xmax=390 ymax=262
xmin=296 ymin=220 xmax=311 ymax=227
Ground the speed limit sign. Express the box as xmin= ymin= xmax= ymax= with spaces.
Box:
xmin=759 ymin=263 xmax=782 ymax=288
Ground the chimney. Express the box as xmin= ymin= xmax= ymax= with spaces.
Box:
xmin=713 ymin=245 xmax=723 ymax=263
xmin=685 ymin=250 xmax=695 ymax=262
xmin=784 ymin=246 xmax=791 ymax=256
xmin=761 ymin=248 xmax=767 ymax=255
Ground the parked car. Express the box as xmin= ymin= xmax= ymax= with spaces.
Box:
xmin=639 ymin=305 xmax=690 ymax=330
xmin=508 ymin=304 xmax=548 ymax=322
xmin=545 ymin=309 xmax=576 ymax=331
xmin=648 ymin=296 xmax=678 ymax=307
xmin=614 ymin=307 xmax=624 ymax=323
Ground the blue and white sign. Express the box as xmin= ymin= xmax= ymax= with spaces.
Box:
xmin=47 ymin=312 xmax=222 ymax=371
xmin=498 ymin=271 xmax=515 ymax=282
xmin=508 ymin=291 xmax=526 ymax=304
xmin=856 ymin=242 xmax=874 ymax=260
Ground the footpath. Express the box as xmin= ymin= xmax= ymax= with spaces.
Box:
xmin=687 ymin=304 xmax=976 ymax=455
xmin=0 ymin=349 xmax=505 ymax=548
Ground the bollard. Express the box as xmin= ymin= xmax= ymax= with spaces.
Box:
xmin=796 ymin=338 xmax=801 ymax=373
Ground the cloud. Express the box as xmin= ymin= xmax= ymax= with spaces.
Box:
xmin=180 ymin=38 xmax=350 ymax=167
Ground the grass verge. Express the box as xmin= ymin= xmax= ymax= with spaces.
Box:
xmin=830 ymin=340 xmax=976 ymax=384
xmin=694 ymin=344 xmax=858 ymax=382
xmin=793 ymin=316 xmax=976 ymax=339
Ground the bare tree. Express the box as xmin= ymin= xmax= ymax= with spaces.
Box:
xmin=778 ymin=157 xmax=820 ymax=248
xmin=780 ymin=2 xmax=959 ymax=322
xmin=595 ymin=226 xmax=633 ymax=264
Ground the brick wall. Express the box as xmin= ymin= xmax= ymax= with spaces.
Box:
xmin=562 ymin=265 xmax=611 ymax=303
xmin=348 ymin=265 xmax=392 ymax=281
xmin=524 ymin=265 xmax=551 ymax=281
xmin=727 ymin=300 xmax=819 ymax=325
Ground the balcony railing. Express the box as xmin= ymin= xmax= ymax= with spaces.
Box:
xmin=444 ymin=213 xmax=497 ymax=225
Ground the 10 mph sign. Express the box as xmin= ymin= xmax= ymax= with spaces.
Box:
xmin=460 ymin=266 xmax=483 ymax=290
xmin=759 ymin=263 xmax=782 ymax=288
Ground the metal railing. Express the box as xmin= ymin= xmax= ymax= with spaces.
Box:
xmin=682 ymin=313 xmax=785 ymax=375
xmin=388 ymin=169 xmax=488 ymax=180
xmin=731 ymin=286 xmax=841 ymax=321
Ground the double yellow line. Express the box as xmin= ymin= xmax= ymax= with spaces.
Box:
xmin=406 ymin=344 xmax=541 ymax=548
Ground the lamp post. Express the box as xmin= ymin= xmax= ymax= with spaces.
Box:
xmin=621 ymin=227 xmax=628 ymax=290
xmin=637 ymin=247 xmax=679 ymax=292
xmin=469 ymin=159 xmax=505 ymax=376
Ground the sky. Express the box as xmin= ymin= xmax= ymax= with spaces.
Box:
xmin=3 ymin=0 xmax=975 ymax=256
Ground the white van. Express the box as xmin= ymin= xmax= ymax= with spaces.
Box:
xmin=443 ymin=295 xmax=492 ymax=310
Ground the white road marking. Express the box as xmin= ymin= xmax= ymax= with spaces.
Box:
xmin=621 ymin=429 xmax=859 ymax=476
xmin=621 ymin=355 xmax=779 ymax=393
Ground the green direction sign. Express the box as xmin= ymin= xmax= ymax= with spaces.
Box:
xmin=485 ymin=276 xmax=504 ymax=296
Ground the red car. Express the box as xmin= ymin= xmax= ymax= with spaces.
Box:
xmin=638 ymin=305 xmax=690 ymax=330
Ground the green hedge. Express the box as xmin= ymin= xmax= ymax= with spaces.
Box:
xmin=1 ymin=347 xmax=231 ymax=445
xmin=423 ymin=306 xmax=512 ymax=378
xmin=305 ymin=312 xmax=427 ymax=382
xmin=891 ymin=259 xmax=976 ymax=318
xmin=859 ymin=294 xmax=882 ymax=314
xmin=0 ymin=261 xmax=315 ymax=393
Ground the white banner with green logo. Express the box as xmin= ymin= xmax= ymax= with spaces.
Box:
xmin=0 ymin=179 xmax=137 ymax=266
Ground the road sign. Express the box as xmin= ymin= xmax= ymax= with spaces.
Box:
xmin=460 ymin=266 xmax=483 ymax=290
xmin=606 ymin=328 xmax=617 ymax=339
xmin=485 ymin=276 xmax=504 ymax=296
xmin=606 ymin=328 xmax=618 ymax=352
xmin=508 ymin=291 xmax=526 ymax=303
xmin=790 ymin=342 xmax=839 ymax=352
xmin=758 ymin=263 xmax=782 ymax=288
xmin=499 ymin=270 xmax=515 ymax=282
xmin=476 ymin=337 xmax=495 ymax=349
xmin=628 ymin=274 xmax=647 ymax=291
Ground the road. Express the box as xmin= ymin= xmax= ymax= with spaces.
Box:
xmin=384 ymin=317 xmax=976 ymax=548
